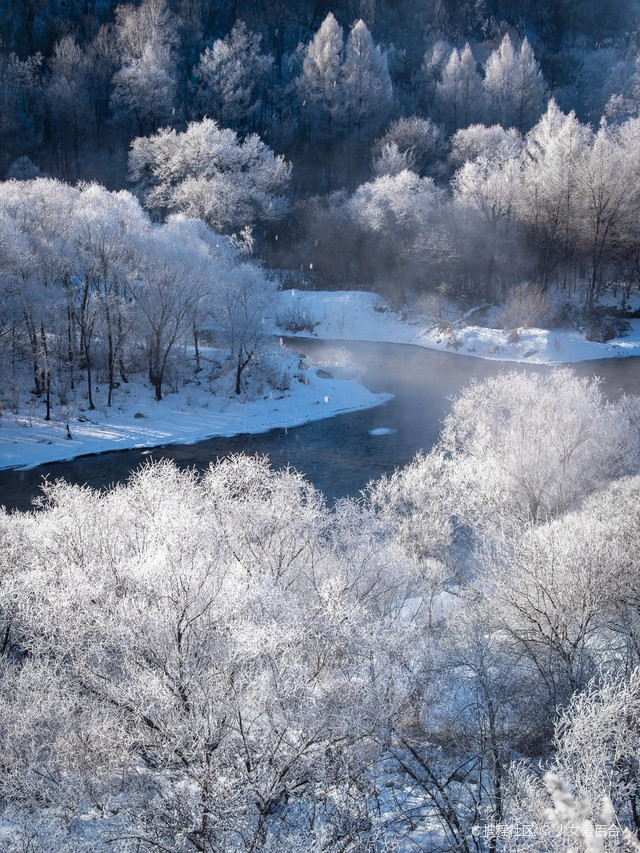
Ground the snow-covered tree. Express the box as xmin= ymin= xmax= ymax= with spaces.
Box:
xmin=128 ymin=118 xmax=291 ymax=232
xmin=435 ymin=42 xmax=483 ymax=132
xmin=484 ymin=34 xmax=546 ymax=132
xmin=193 ymin=21 xmax=273 ymax=129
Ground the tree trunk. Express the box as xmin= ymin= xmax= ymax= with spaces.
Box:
xmin=41 ymin=322 xmax=51 ymax=421
xmin=193 ymin=321 xmax=201 ymax=374
xmin=149 ymin=359 xmax=163 ymax=401
xmin=235 ymin=347 xmax=253 ymax=395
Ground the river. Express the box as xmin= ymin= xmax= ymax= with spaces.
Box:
xmin=1 ymin=338 xmax=639 ymax=512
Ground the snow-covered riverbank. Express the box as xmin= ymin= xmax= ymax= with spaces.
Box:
xmin=274 ymin=289 xmax=640 ymax=363
xmin=3 ymin=287 xmax=640 ymax=474
xmin=0 ymin=347 xmax=390 ymax=471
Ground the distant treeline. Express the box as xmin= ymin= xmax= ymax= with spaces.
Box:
xmin=1 ymin=0 xmax=640 ymax=311
xmin=0 ymin=0 xmax=637 ymax=187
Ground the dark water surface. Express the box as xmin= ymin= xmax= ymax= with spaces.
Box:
xmin=1 ymin=339 xmax=638 ymax=511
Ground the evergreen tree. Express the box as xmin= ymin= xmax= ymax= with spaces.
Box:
xmin=295 ymin=12 xmax=345 ymax=139
xmin=435 ymin=42 xmax=483 ymax=132
xmin=484 ymin=34 xmax=546 ymax=131
xmin=194 ymin=21 xmax=273 ymax=131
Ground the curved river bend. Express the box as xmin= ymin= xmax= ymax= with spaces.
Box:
xmin=1 ymin=338 xmax=639 ymax=512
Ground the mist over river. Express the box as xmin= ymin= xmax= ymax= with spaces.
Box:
xmin=1 ymin=339 xmax=639 ymax=512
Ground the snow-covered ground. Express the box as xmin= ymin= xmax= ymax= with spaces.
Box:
xmin=274 ymin=288 xmax=640 ymax=363
xmin=0 ymin=347 xmax=390 ymax=471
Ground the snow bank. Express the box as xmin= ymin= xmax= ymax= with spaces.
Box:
xmin=0 ymin=347 xmax=391 ymax=471
xmin=274 ymin=289 xmax=640 ymax=364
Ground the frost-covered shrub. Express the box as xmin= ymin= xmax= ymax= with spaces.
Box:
xmin=439 ymin=368 xmax=640 ymax=529
xmin=498 ymin=282 xmax=551 ymax=330
xmin=275 ymin=303 xmax=318 ymax=333
xmin=0 ymin=458 xmax=426 ymax=852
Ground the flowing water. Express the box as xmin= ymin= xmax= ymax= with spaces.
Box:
xmin=1 ymin=338 xmax=639 ymax=511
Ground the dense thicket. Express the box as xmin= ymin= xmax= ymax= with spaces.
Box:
xmin=1 ymin=370 xmax=640 ymax=851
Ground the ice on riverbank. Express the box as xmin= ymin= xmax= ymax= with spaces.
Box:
xmin=274 ymin=289 xmax=640 ymax=364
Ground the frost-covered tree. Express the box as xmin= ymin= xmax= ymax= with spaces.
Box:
xmin=579 ymin=119 xmax=640 ymax=308
xmin=452 ymin=143 xmax=523 ymax=298
xmin=295 ymin=11 xmax=345 ymax=137
xmin=0 ymin=178 xmax=78 ymax=416
xmin=417 ymin=38 xmax=452 ymax=114
xmin=0 ymin=457 xmax=422 ymax=851
xmin=438 ymin=368 xmax=640 ymax=532
xmin=509 ymin=670 xmax=640 ymax=848
xmin=193 ymin=21 xmax=273 ymax=129
xmin=449 ymin=123 xmax=523 ymax=168
xmin=111 ymin=44 xmax=177 ymax=136
xmin=605 ymin=55 xmax=640 ymax=122
xmin=113 ymin=0 xmax=179 ymax=66
xmin=348 ymin=169 xmax=452 ymax=297
xmin=519 ymin=99 xmax=592 ymax=286
xmin=0 ymin=51 xmax=45 ymax=173
xmin=342 ymin=19 xmax=392 ymax=141
xmin=435 ymin=42 xmax=483 ymax=132
xmin=372 ymin=141 xmax=416 ymax=176
xmin=480 ymin=474 xmax=640 ymax=712
xmin=71 ymin=183 xmax=148 ymax=406
xmin=45 ymin=36 xmax=93 ymax=177
xmin=513 ymin=36 xmax=547 ymax=131
xmin=111 ymin=0 xmax=179 ymax=135
xmin=214 ymin=254 xmax=276 ymax=395
xmin=372 ymin=116 xmax=447 ymax=179
xmin=128 ymin=118 xmax=291 ymax=232
xmin=131 ymin=216 xmax=212 ymax=401
xmin=483 ymin=34 xmax=546 ymax=132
